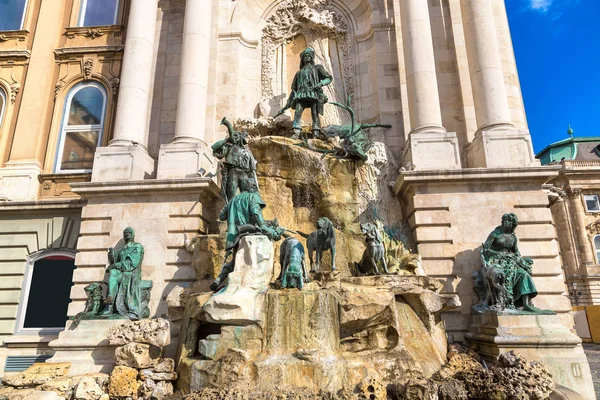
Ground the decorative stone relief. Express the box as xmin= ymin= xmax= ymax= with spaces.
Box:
xmin=587 ymin=220 xmax=600 ymax=237
xmin=83 ymin=58 xmax=94 ymax=80
xmin=261 ymin=0 xmax=354 ymax=125
xmin=9 ymin=82 xmax=19 ymax=103
xmin=547 ymin=185 xmax=566 ymax=206
xmin=111 ymin=78 xmax=120 ymax=98
xmin=84 ymin=29 xmax=105 ymax=40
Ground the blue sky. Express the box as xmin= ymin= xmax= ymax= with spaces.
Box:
xmin=505 ymin=0 xmax=600 ymax=152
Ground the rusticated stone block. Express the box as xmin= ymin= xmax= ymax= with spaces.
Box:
xmin=107 ymin=319 xmax=170 ymax=348
xmin=115 ymin=343 xmax=161 ymax=369
xmin=108 ymin=366 xmax=139 ymax=399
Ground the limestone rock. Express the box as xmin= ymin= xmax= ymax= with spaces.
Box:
xmin=152 ymin=381 xmax=173 ymax=400
xmin=403 ymin=379 xmax=439 ymax=400
xmin=198 ymin=325 xmax=262 ymax=361
xmin=3 ymin=363 xmax=71 ymax=387
xmin=108 ymin=366 xmax=139 ymax=399
xmin=357 ymin=377 xmax=386 ymax=399
xmin=37 ymin=377 xmax=72 ymax=397
xmin=22 ymin=391 xmax=62 ymax=400
xmin=203 ymin=236 xmax=274 ymax=325
xmin=115 ymin=343 xmax=162 ymax=369
xmin=73 ymin=376 xmax=106 ymax=400
xmin=0 ymin=388 xmax=36 ymax=400
xmin=153 ymin=358 xmax=175 ymax=373
xmin=106 ymin=319 xmax=170 ymax=348
xmin=138 ymin=369 xmax=177 ymax=382
xmin=437 ymin=379 xmax=467 ymax=400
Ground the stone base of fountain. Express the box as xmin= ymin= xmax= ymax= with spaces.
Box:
xmin=174 ymin=235 xmax=460 ymax=394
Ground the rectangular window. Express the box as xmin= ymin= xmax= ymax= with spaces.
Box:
xmin=78 ymin=0 xmax=119 ymax=27
xmin=0 ymin=0 xmax=28 ymax=31
xmin=585 ymin=195 xmax=600 ymax=212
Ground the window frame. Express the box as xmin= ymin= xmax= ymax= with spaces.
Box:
xmin=15 ymin=250 xmax=76 ymax=335
xmin=0 ymin=0 xmax=29 ymax=31
xmin=77 ymin=0 xmax=120 ymax=27
xmin=54 ymin=81 xmax=107 ymax=174
xmin=595 ymin=235 xmax=600 ymax=265
xmin=0 ymin=88 xmax=6 ymax=131
xmin=584 ymin=194 xmax=600 ymax=213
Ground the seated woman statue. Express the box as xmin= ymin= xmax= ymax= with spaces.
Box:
xmin=480 ymin=213 xmax=546 ymax=313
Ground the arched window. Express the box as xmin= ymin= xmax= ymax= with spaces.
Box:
xmin=595 ymin=235 xmax=600 ymax=265
xmin=55 ymin=82 xmax=107 ymax=173
xmin=78 ymin=0 xmax=119 ymax=27
xmin=17 ymin=252 xmax=76 ymax=333
xmin=0 ymin=88 xmax=6 ymax=130
xmin=0 ymin=0 xmax=28 ymax=31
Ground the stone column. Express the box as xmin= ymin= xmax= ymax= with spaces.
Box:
xmin=173 ymin=0 xmax=211 ymax=144
xmin=157 ymin=0 xmax=215 ymax=179
xmin=399 ymin=0 xmax=460 ymax=170
xmin=462 ymin=0 xmax=537 ymax=168
xmin=461 ymin=0 xmax=512 ymax=132
xmin=91 ymin=0 xmax=158 ymax=182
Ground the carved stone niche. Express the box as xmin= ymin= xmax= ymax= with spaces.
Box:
xmin=38 ymin=173 xmax=91 ymax=198
xmin=260 ymin=0 xmax=354 ymax=126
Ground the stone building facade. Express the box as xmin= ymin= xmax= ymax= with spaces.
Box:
xmin=0 ymin=0 xmax=595 ymax=397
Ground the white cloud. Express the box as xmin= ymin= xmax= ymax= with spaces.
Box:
xmin=530 ymin=0 xmax=553 ymax=11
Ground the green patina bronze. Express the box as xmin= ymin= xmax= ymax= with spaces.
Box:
xmin=275 ymin=47 xmax=333 ymax=145
xmin=212 ymin=117 xmax=257 ymax=204
xmin=323 ymin=96 xmax=391 ymax=161
xmin=101 ymin=227 xmax=152 ymax=320
xmin=210 ymin=178 xmax=285 ymax=291
xmin=473 ymin=213 xmax=554 ymax=315
xmin=71 ymin=227 xmax=152 ymax=328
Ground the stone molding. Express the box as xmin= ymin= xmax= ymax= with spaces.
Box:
xmin=394 ymin=166 xmax=561 ymax=196
xmin=70 ymin=177 xmax=220 ymax=198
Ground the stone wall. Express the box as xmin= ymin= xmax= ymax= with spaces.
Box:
xmin=0 ymin=203 xmax=82 ymax=376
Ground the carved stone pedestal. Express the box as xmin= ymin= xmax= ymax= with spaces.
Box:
xmin=47 ymin=320 xmax=128 ymax=375
xmin=402 ymin=131 xmax=461 ymax=170
xmin=467 ymin=313 xmax=595 ymax=400
xmin=466 ymin=129 xmax=539 ymax=168
xmin=156 ymin=142 xmax=215 ymax=179
xmin=203 ymin=235 xmax=274 ymax=325
xmin=91 ymin=145 xmax=155 ymax=182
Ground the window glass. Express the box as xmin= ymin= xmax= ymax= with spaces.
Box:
xmin=595 ymin=236 xmax=600 ymax=264
xmin=0 ymin=0 xmax=27 ymax=31
xmin=585 ymin=195 xmax=600 ymax=212
xmin=56 ymin=83 xmax=106 ymax=172
xmin=23 ymin=256 xmax=75 ymax=329
xmin=79 ymin=0 xmax=118 ymax=27
xmin=68 ymin=87 xmax=104 ymax=126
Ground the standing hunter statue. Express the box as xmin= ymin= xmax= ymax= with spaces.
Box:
xmin=275 ymin=47 xmax=333 ymax=146
xmin=211 ymin=117 xmax=257 ymax=203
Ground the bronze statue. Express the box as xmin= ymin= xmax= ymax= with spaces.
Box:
xmin=72 ymin=283 xmax=103 ymax=328
xmin=278 ymin=237 xmax=310 ymax=289
xmin=101 ymin=227 xmax=151 ymax=320
xmin=473 ymin=213 xmax=553 ymax=315
xmin=212 ymin=117 xmax=257 ymax=203
xmin=210 ymin=178 xmax=285 ymax=291
xmin=275 ymin=47 xmax=333 ymax=146
xmin=322 ymin=96 xmax=391 ymax=161
xmin=298 ymin=217 xmax=336 ymax=272
xmin=355 ymin=222 xmax=389 ymax=275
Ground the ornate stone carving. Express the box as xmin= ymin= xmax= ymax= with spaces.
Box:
xmin=587 ymin=220 xmax=600 ymax=237
xmin=261 ymin=0 xmax=354 ymax=123
xmin=84 ymin=29 xmax=105 ymax=39
xmin=83 ymin=58 xmax=94 ymax=80
xmin=9 ymin=83 xmax=19 ymax=103
xmin=547 ymin=185 xmax=566 ymax=205
xmin=0 ymin=35 xmax=8 ymax=42
xmin=111 ymin=77 xmax=120 ymax=98
xmin=567 ymin=188 xmax=582 ymax=197
xmin=54 ymin=83 xmax=63 ymax=99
